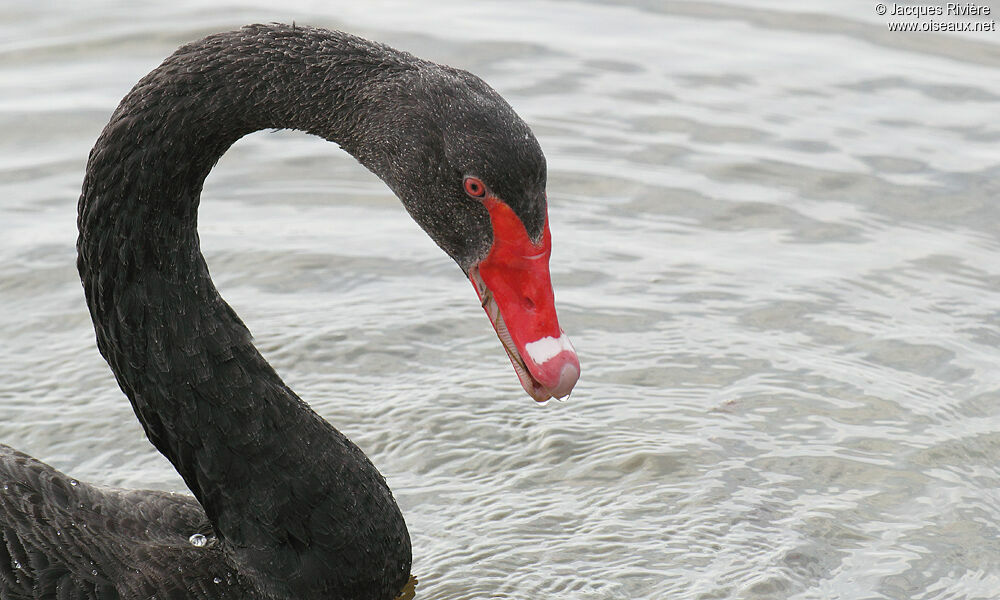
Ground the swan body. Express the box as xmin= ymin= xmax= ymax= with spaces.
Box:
xmin=0 ymin=24 xmax=579 ymax=600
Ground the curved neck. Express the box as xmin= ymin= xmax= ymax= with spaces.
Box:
xmin=77 ymin=25 xmax=412 ymax=599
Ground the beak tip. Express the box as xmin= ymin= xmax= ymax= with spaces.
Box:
xmin=528 ymin=360 xmax=579 ymax=403
xmin=551 ymin=361 xmax=580 ymax=399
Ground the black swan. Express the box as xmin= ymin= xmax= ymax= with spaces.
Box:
xmin=0 ymin=24 xmax=579 ymax=600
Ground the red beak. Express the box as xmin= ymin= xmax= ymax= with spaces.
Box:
xmin=469 ymin=197 xmax=580 ymax=402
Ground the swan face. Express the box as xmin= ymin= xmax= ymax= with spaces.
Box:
xmin=358 ymin=63 xmax=580 ymax=402
xmin=428 ymin=73 xmax=579 ymax=402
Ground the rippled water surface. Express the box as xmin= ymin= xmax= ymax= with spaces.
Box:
xmin=3 ymin=1 xmax=1000 ymax=598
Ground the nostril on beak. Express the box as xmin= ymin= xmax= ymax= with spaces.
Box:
xmin=523 ymin=296 xmax=535 ymax=310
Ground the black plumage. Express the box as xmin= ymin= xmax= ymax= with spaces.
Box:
xmin=2 ymin=23 xmax=548 ymax=600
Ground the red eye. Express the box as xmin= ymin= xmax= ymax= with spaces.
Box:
xmin=464 ymin=177 xmax=486 ymax=198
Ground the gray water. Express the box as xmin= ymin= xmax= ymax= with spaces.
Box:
xmin=3 ymin=1 xmax=1000 ymax=598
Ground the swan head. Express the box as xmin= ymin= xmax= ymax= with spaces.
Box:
xmin=354 ymin=63 xmax=581 ymax=402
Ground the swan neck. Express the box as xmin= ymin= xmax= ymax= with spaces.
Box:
xmin=76 ymin=25 xmax=411 ymax=599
